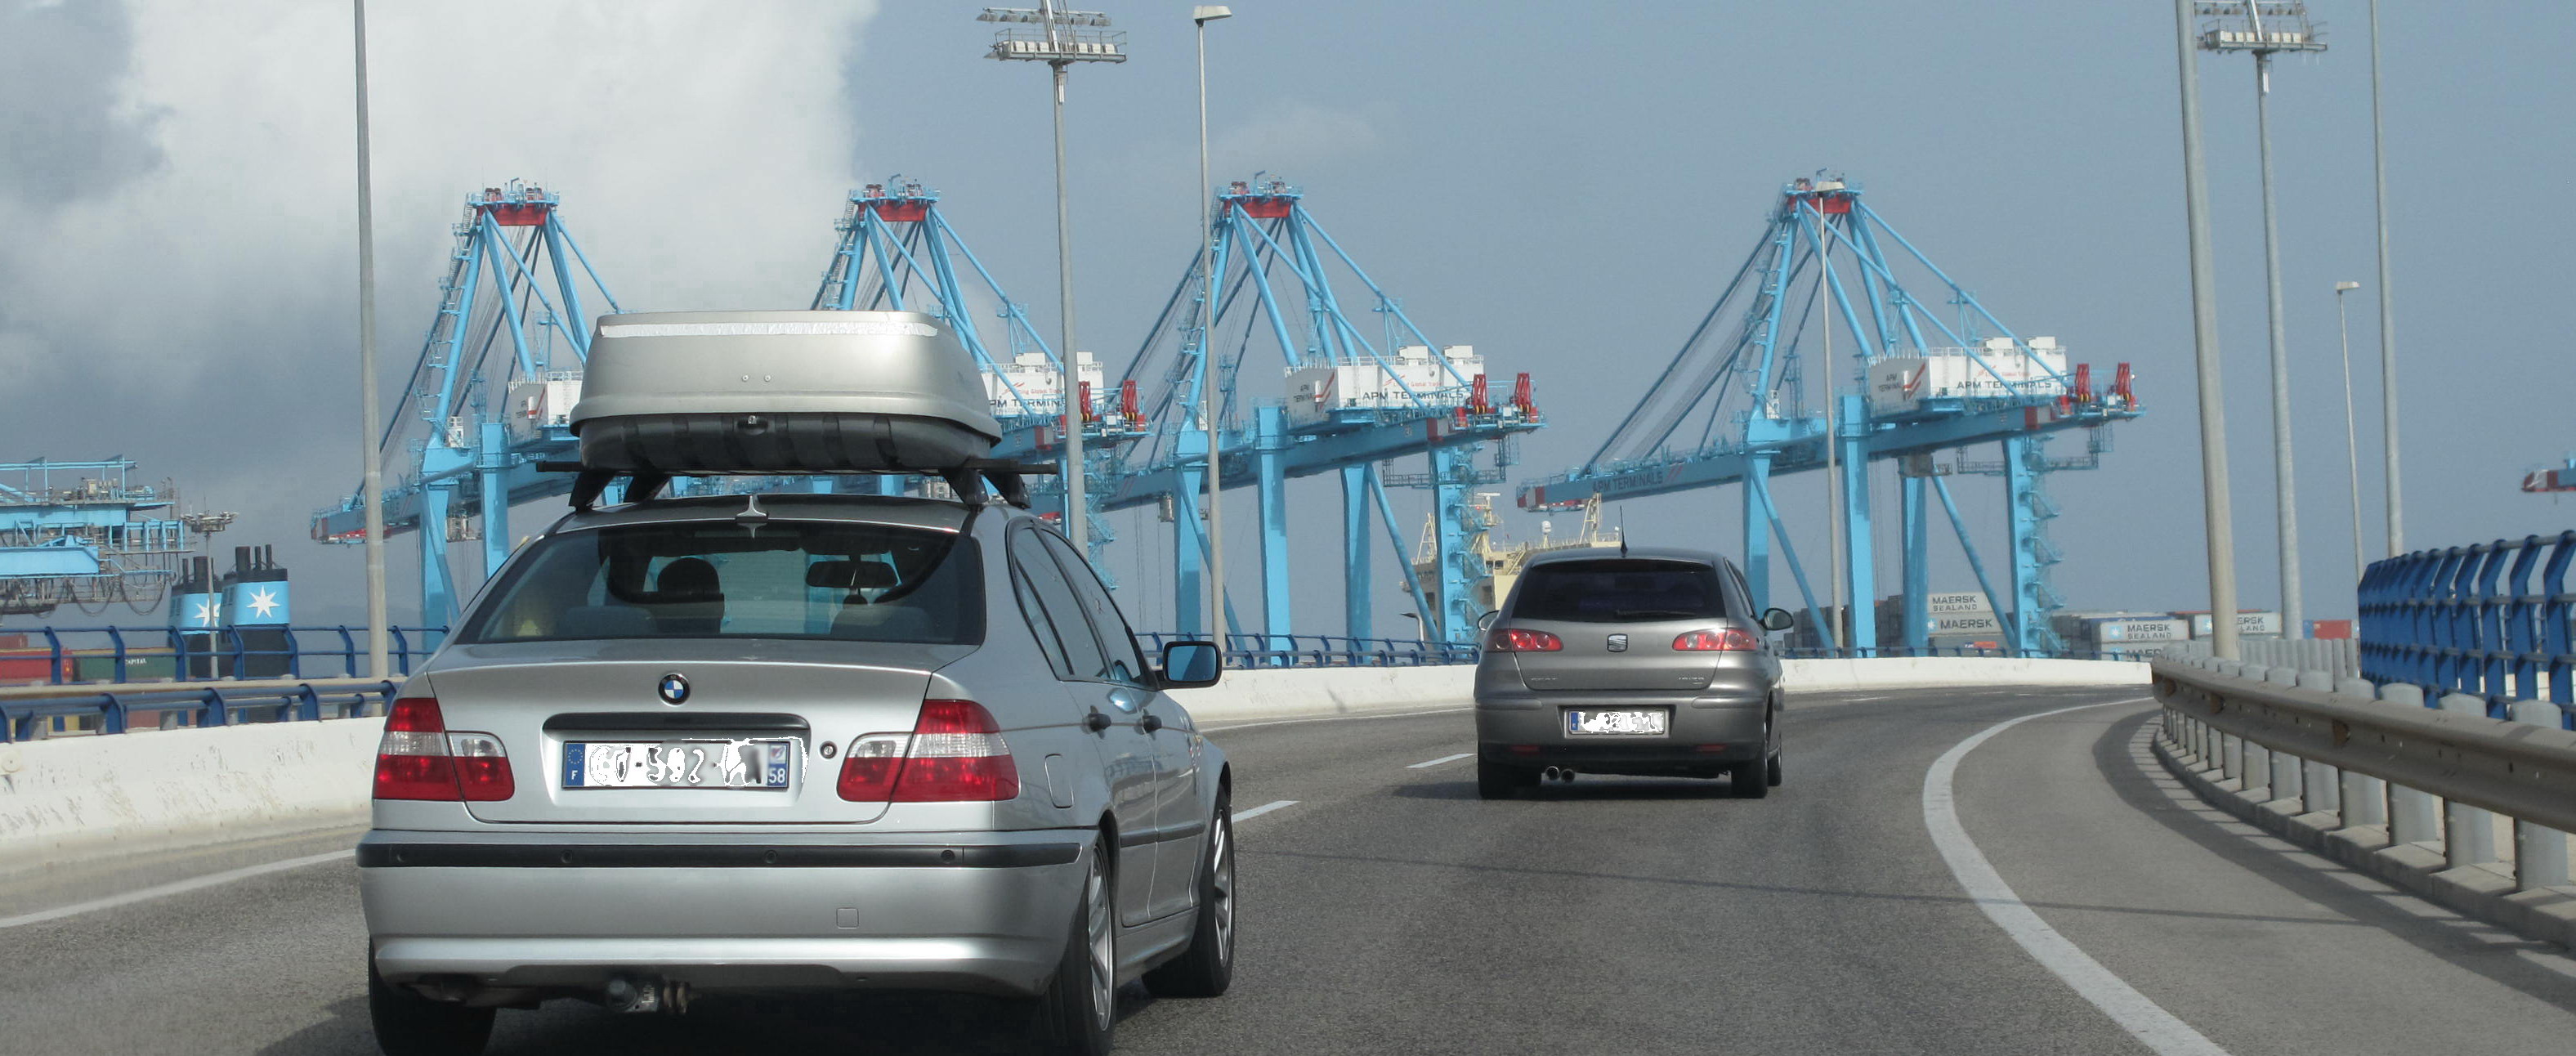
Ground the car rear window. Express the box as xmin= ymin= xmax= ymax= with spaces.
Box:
xmin=456 ymin=521 xmax=982 ymax=645
xmin=1510 ymin=559 xmax=1730 ymax=624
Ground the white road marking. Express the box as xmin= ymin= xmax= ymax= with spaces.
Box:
xmin=1199 ymin=705 xmax=1470 ymax=733
xmin=1923 ymin=697 xmax=2233 ymax=1056
xmin=1232 ymin=799 xmax=1298 ymax=823
xmin=1406 ymin=752 xmax=1475 ymax=769
xmin=0 ymin=849 xmax=353 ymax=930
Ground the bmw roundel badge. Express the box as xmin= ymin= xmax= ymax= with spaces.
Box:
xmin=657 ymin=673 xmax=691 ymax=705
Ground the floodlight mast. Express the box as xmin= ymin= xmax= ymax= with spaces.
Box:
xmin=1195 ymin=5 xmax=1232 ymax=646
xmin=980 ymin=2 xmax=1127 ymax=555
xmin=2198 ymin=1 xmax=2327 ymax=639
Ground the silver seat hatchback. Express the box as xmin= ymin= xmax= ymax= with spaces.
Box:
xmin=1471 ymin=548 xmax=1793 ymax=799
xmin=360 ymin=492 xmax=1233 ymax=1056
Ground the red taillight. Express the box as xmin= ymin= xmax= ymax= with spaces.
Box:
xmin=836 ymin=700 xmax=1020 ymax=803
xmin=372 ymin=696 xmax=512 ymax=802
xmin=1486 ymin=628 xmax=1563 ymax=652
xmin=1673 ymin=629 xmax=1760 ymax=651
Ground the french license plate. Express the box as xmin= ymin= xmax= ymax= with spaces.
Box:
xmin=1564 ymin=709 xmax=1668 ymax=736
xmin=561 ymin=739 xmax=796 ymax=790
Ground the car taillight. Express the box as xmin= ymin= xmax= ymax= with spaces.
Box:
xmin=1673 ymin=629 xmax=1760 ymax=651
xmin=1487 ymin=628 xmax=1563 ymax=652
xmin=836 ymin=700 xmax=1020 ymax=803
xmin=372 ymin=696 xmax=513 ymax=802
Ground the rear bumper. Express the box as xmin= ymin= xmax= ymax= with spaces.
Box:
xmin=1474 ymin=690 xmax=1771 ymax=769
xmin=360 ymin=829 xmax=1087 ymax=997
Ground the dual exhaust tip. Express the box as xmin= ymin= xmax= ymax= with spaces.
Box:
xmin=605 ymin=975 xmax=691 ymax=1015
xmin=1538 ymin=767 xmax=1577 ymax=783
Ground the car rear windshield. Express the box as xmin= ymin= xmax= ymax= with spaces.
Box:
xmin=1510 ymin=559 xmax=1730 ymax=624
xmin=456 ymin=521 xmax=982 ymax=645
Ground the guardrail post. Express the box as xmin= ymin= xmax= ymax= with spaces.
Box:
xmin=2508 ymin=698 xmax=2572 ymax=891
xmin=2435 ymin=692 xmax=2501 ymax=867
xmin=40 ymin=627 xmax=65 ymax=685
xmin=2375 ymin=683 xmax=2441 ymax=848
xmin=105 ymin=627 xmax=129 ymax=684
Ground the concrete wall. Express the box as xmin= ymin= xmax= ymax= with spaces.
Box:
xmin=1 ymin=657 xmax=2147 ymax=872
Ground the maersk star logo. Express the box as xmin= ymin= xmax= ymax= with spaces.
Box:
xmin=244 ymin=588 xmax=281 ymax=620
xmin=190 ymin=601 xmax=217 ymax=626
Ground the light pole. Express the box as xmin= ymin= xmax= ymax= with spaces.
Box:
xmin=2198 ymin=1 xmax=2325 ymax=639
xmin=351 ymin=0 xmax=389 ymax=678
xmin=979 ymin=3 xmax=1126 ymax=554
xmin=1195 ymin=5 xmax=1231 ymax=645
xmin=2368 ymin=0 xmax=2403 ymax=556
xmin=2172 ymin=0 xmax=2243 ymax=660
xmin=2333 ymin=281 xmax=2365 ymax=587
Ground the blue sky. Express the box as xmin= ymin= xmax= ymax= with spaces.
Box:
xmin=2 ymin=1 xmax=2566 ymax=635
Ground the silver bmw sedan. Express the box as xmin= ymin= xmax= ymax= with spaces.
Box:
xmin=1472 ymin=547 xmax=1793 ymax=799
xmin=360 ymin=491 xmax=1233 ymax=1056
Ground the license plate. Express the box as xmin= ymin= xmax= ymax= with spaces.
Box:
xmin=561 ymin=739 xmax=796 ymax=790
xmin=1564 ymin=709 xmax=1669 ymax=736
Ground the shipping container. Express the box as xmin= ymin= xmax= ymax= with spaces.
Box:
xmin=2307 ymin=620 xmax=2354 ymax=640
xmin=2084 ymin=617 xmax=2190 ymax=644
xmin=1866 ymin=338 xmax=2069 ymax=416
xmin=2176 ymin=611 xmax=2285 ymax=639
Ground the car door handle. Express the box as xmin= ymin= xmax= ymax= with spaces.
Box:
xmin=1140 ymin=713 xmax=1165 ymax=733
xmin=1085 ymin=709 xmax=1113 ymax=733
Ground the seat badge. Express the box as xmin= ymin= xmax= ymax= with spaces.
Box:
xmin=657 ymin=673 xmax=691 ymax=705
xmin=1607 ymin=633 xmax=1629 ymax=652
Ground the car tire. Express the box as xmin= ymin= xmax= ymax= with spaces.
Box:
xmin=1033 ymin=838 xmax=1117 ymax=1055
xmin=1476 ymin=757 xmax=1532 ymax=799
xmin=1767 ymin=752 xmax=1784 ymax=787
xmin=368 ymin=943 xmax=494 ymax=1056
xmin=1730 ymin=756 xmax=1771 ymax=799
xmin=1144 ymin=794 xmax=1235 ymax=998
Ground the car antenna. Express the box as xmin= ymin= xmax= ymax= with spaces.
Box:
xmin=1617 ymin=507 xmax=1628 ymax=557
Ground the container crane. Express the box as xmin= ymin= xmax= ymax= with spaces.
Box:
xmin=1518 ymin=176 xmax=2142 ymax=654
xmin=311 ymin=181 xmax=622 ymax=631
xmin=1105 ymin=177 xmax=1545 ymax=646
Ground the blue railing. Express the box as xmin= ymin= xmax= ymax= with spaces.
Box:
xmin=1142 ymin=633 xmax=1481 ymax=668
xmin=0 ymin=625 xmax=445 ymax=687
xmin=2359 ymin=533 xmax=2576 ymax=726
xmin=0 ymin=680 xmax=398 ymax=743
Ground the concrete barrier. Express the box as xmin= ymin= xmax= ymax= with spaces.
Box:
xmin=0 ymin=717 xmax=384 ymax=875
xmin=0 ymin=656 xmax=2149 ymax=872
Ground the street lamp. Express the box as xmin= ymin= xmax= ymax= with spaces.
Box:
xmin=351 ymin=0 xmax=390 ymax=678
xmin=978 ymin=2 xmax=1127 ymax=554
xmin=2333 ymin=281 xmax=2364 ymax=587
xmin=2168 ymin=0 xmax=2243 ymax=660
xmin=2198 ymin=0 xmax=2327 ymax=639
xmin=2367 ymin=0 xmax=2403 ymax=556
xmin=1194 ymin=5 xmax=1231 ymax=645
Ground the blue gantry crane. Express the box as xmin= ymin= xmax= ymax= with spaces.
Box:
xmin=311 ymin=181 xmax=622 ymax=630
xmin=1105 ymin=177 xmax=1545 ymax=646
xmin=807 ymin=177 xmax=1149 ymax=541
xmin=1518 ymin=176 xmax=2141 ymax=654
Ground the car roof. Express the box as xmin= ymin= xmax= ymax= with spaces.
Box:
xmin=545 ymin=491 xmax=986 ymax=536
xmin=1520 ymin=545 xmax=1725 ymax=569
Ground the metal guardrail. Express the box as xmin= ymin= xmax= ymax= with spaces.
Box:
xmin=2359 ymin=533 xmax=2576 ymax=714
xmin=2153 ymin=656 xmax=2576 ymax=892
xmin=1141 ymin=633 xmax=1480 ymax=668
xmin=0 ymin=624 xmax=444 ymax=686
xmin=0 ymin=678 xmax=397 ymax=743
xmin=1776 ymin=646 xmax=2148 ymax=661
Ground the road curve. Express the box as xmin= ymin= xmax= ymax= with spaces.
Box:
xmin=4 ymin=686 xmax=2574 ymax=1054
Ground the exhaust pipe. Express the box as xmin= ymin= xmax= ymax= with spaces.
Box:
xmin=1540 ymin=767 xmax=1560 ymax=781
xmin=605 ymin=975 xmax=687 ymax=1015
xmin=1556 ymin=767 xmax=1576 ymax=782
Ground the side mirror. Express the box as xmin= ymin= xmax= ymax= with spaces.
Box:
xmin=1159 ymin=640 xmax=1223 ymax=689
xmin=1475 ymin=610 xmax=1501 ymax=631
xmin=1760 ymin=607 xmax=1796 ymax=633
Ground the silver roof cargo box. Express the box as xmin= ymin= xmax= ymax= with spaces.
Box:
xmin=570 ymin=310 xmax=1002 ymax=476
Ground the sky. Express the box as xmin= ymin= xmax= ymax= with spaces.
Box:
xmin=2 ymin=0 xmax=2569 ymax=639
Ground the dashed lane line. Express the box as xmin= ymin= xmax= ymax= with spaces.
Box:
xmin=1922 ymin=696 xmax=2233 ymax=1056
xmin=1232 ymin=800 xmax=1299 ymax=823
xmin=1406 ymin=752 xmax=1475 ymax=769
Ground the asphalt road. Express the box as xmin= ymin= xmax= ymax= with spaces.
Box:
xmin=7 ymin=686 xmax=2575 ymax=1054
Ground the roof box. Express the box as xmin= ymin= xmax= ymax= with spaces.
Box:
xmin=569 ymin=310 xmax=1003 ymax=476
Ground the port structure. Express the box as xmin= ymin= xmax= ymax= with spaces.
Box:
xmin=807 ymin=177 xmax=1150 ymax=556
xmin=1102 ymin=177 xmax=1544 ymax=646
xmin=311 ymin=181 xmax=622 ymax=630
xmin=1517 ymin=177 xmax=2142 ymax=654
xmin=2 ymin=459 xmax=226 ymax=621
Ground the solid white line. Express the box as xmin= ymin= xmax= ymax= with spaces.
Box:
xmin=1406 ymin=752 xmax=1475 ymax=769
xmin=0 ymin=848 xmax=354 ymax=931
xmin=1921 ymin=697 xmax=2230 ymax=1056
xmin=1199 ymin=705 xmax=1470 ymax=733
xmin=1232 ymin=799 xmax=1298 ymax=823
